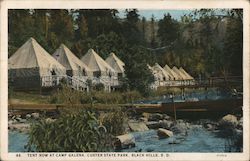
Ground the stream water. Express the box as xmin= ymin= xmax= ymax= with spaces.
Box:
xmin=121 ymin=128 xmax=227 ymax=152
xmin=9 ymin=127 xmax=234 ymax=152
xmin=8 ymin=88 xmax=241 ymax=152
xmin=134 ymin=88 xmax=236 ymax=104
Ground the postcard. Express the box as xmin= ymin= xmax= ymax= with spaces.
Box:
xmin=0 ymin=0 xmax=249 ymax=161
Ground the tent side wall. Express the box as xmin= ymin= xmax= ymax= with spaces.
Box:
xmin=8 ymin=68 xmax=41 ymax=90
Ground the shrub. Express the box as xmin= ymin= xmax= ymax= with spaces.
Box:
xmin=93 ymin=83 xmax=105 ymax=91
xmin=93 ymin=91 xmax=123 ymax=104
xmin=121 ymin=90 xmax=142 ymax=103
xmin=26 ymin=109 xmax=113 ymax=152
xmin=101 ymin=109 xmax=128 ymax=136
xmin=49 ymin=85 xmax=82 ymax=105
xmin=49 ymin=84 xmax=143 ymax=105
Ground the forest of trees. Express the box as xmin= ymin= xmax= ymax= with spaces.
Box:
xmin=8 ymin=9 xmax=243 ymax=95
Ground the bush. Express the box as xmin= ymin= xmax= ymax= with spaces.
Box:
xmin=26 ymin=109 xmax=113 ymax=152
xmin=93 ymin=83 xmax=105 ymax=91
xmin=49 ymin=85 xmax=83 ymax=105
xmin=101 ymin=109 xmax=128 ymax=136
xmin=49 ymin=84 xmax=143 ymax=105
xmin=93 ymin=91 xmax=123 ymax=104
xmin=121 ymin=90 xmax=142 ymax=103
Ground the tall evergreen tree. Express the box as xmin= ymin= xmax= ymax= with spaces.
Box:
xmin=150 ymin=15 xmax=157 ymax=48
xmin=157 ymin=13 xmax=179 ymax=47
xmin=48 ymin=9 xmax=74 ymax=50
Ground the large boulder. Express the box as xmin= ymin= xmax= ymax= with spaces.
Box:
xmin=143 ymin=113 xmax=166 ymax=121
xmin=219 ymin=114 xmax=238 ymax=127
xmin=146 ymin=121 xmax=163 ymax=129
xmin=170 ymin=123 xmax=188 ymax=135
xmin=114 ymin=134 xmax=135 ymax=150
xmin=157 ymin=128 xmax=173 ymax=139
xmin=159 ymin=120 xmax=174 ymax=129
xmin=148 ymin=113 xmax=164 ymax=121
xmin=128 ymin=121 xmax=149 ymax=132
xmin=146 ymin=120 xmax=173 ymax=129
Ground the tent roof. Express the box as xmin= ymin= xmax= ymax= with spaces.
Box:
xmin=163 ymin=64 xmax=182 ymax=80
xmin=147 ymin=64 xmax=153 ymax=70
xmin=8 ymin=37 xmax=65 ymax=70
xmin=179 ymin=67 xmax=194 ymax=80
xmin=172 ymin=66 xmax=188 ymax=80
xmin=53 ymin=44 xmax=91 ymax=72
xmin=105 ymin=52 xmax=125 ymax=73
xmin=81 ymin=49 xmax=115 ymax=73
xmin=152 ymin=63 xmax=174 ymax=80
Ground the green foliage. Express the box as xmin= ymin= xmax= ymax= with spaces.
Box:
xmin=8 ymin=9 xmax=243 ymax=84
xmin=49 ymin=84 xmax=82 ymax=105
xmin=49 ymin=84 xmax=142 ymax=104
xmin=101 ymin=109 xmax=128 ymax=136
xmin=93 ymin=83 xmax=105 ymax=91
xmin=26 ymin=109 xmax=113 ymax=152
xmin=157 ymin=13 xmax=179 ymax=46
xmin=124 ymin=46 xmax=154 ymax=96
xmin=121 ymin=90 xmax=142 ymax=103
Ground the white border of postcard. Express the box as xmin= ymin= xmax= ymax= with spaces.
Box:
xmin=1 ymin=0 xmax=250 ymax=161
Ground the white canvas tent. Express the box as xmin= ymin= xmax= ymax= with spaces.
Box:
xmin=53 ymin=44 xmax=92 ymax=77
xmin=81 ymin=49 xmax=118 ymax=90
xmin=8 ymin=37 xmax=66 ymax=89
xmin=163 ymin=64 xmax=182 ymax=80
xmin=105 ymin=52 xmax=125 ymax=77
xmin=179 ymin=67 xmax=194 ymax=80
xmin=172 ymin=66 xmax=187 ymax=80
xmin=81 ymin=49 xmax=116 ymax=77
xmin=152 ymin=63 xmax=174 ymax=81
xmin=147 ymin=63 xmax=175 ymax=88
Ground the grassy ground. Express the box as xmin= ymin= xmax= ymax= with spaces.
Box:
xmin=8 ymin=87 xmax=205 ymax=105
xmin=9 ymin=91 xmax=50 ymax=104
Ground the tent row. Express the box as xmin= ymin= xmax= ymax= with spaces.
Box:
xmin=148 ymin=63 xmax=195 ymax=89
xmin=8 ymin=37 xmax=195 ymax=91
xmin=8 ymin=37 xmax=125 ymax=91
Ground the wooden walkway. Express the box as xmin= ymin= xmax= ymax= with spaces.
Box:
xmin=9 ymin=98 xmax=242 ymax=114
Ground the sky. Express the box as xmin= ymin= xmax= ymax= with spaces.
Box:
xmin=118 ymin=10 xmax=194 ymax=21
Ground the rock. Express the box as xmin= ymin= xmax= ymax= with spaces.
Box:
xmin=160 ymin=120 xmax=173 ymax=129
xmin=9 ymin=123 xmax=30 ymax=133
xmin=146 ymin=121 xmax=162 ymax=129
xmin=148 ymin=113 xmax=164 ymax=121
xmin=205 ymin=123 xmax=214 ymax=131
xmin=26 ymin=114 xmax=32 ymax=119
xmin=139 ymin=117 xmax=148 ymax=122
xmin=190 ymin=124 xmax=203 ymax=129
xmin=219 ymin=114 xmax=238 ymax=127
xmin=170 ymin=123 xmax=188 ymax=135
xmin=157 ymin=128 xmax=173 ymax=139
xmin=142 ymin=112 xmax=150 ymax=118
xmin=176 ymin=119 xmax=185 ymax=124
xmin=128 ymin=121 xmax=149 ymax=132
xmin=146 ymin=148 xmax=154 ymax=152
xmin=16 ymin=118 xmax=26 ymax=123
xmin=114 ymin=134 xmax=135 ymax=150
xmin=163 ymin=114 xmax=171 ymax=120
xmin=238 ymin=117 xmax=243 ymax=128
xmin=45 ymin=118 xmax=56 ymax=123
xmin=31 ymin=112 xmax=40 ymax=119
